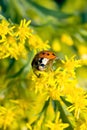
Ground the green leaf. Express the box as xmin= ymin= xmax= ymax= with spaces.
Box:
xmin=53 ymin=100 xmax=74 ymax=130
xmin=29 ymin=1 xmax=73 ymax=19
xmin=0 ymin=14 xmax=6 ymax=20
xmin=6 ymin=50 xmax=34 ymax=78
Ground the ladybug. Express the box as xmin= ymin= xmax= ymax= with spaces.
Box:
xmin=32 ymin=50 xmax=56 ymax=71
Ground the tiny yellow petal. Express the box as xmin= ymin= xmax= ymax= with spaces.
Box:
xmin=52 ymin=39 xmax=61 ymax=52
xmin=61 ymin=34 xmax=73 ymax=46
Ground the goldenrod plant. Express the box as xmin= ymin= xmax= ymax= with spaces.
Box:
xmin=0 ymin=0 xmax=87 ymax=130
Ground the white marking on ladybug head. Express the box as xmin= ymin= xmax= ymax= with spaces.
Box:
xmin=42 ymin=58 xmax=49 ymax=65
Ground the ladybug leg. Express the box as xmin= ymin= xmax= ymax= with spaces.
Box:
xmin=33 ymin=70 xmax=41 ymax=78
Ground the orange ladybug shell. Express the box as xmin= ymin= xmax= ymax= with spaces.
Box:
xmin=35 ymin=50 xmax=56 ymax=59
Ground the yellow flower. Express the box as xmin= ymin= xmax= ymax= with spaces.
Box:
xmin=78 ymin=45 xmax=87 ymax=65
xmin=79 ymin=120 xmax=87 ymax=130
xmin=81 ymin=54 xmax=87 ymax=65
xmin=67 ymin=88 xmax=87 ymax=119
xmin=0 ymin=19 xmax=50 ymax=59
xmin=0 ymin=19 xmax=28 ymax=59
xmin=0 ymin=19 xmax=14 ymax=39
xmin=32 ymin=70 xmax=59 ymax=95
xmin=0 ymin=36 xmax=27 ymax=59
xmin=15 ymin=19 xmax=32 ymax=43
xmin=62 ymin=55 xmax=81 ymax=77
xmin=33 ymin=114 xmax=44 ymax=130
xmin=0 ymin=43 xmax=10 ymax=59
xmin=78 ymin=45 xmax=87 ymax=56
xmin=46 ymin=100 xmax=55 ymax=121
xmin=52 ymin=39 xmax=61 ymax=52
xmin=32 ymin=72 xmax=47 ymax=93
xmin=0 ymin=106 xmax=17 ymax=130
xmin=10 ymin=99 xmax=30 ymax=111
xmin=46 ymin=112 xmax=69 ymax=130
xmin=48 ymin=88 xmax=61 ymax=101
xmin=61 ymin=33 xmax=73 ymax=46
xmin=63 ymin=55 xmax=81 ymax=70
xmin=28 ymin=34 xmax=50 ymax=52
xmin=26 ymin=123 xmax=32 ymax=130
xmin=32 ymin=55 xmax=81 ymax=101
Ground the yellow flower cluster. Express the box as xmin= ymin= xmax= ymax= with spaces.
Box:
xmin=46 ymin=112 xmax=69 ymax=130
xmin=0 ymin=19 xmax=50 ymax=59
xmin=32 ymin=56 xmax=81 ymax=98
xmin=0 ymin=18 xmax=87 ymax=130
xmin=61 ymin=33 xmax=74 ymax=46
xmin=0 ymin=105 xmax=17 ymax=130
xmin=30 ymin=56 xmax=87 ymax=130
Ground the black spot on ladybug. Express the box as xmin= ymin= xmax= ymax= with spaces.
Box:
xmin=52 ymin=53 xmax=55 ymax=56
xmin=47 ymin=53 xmax=50 ymax=55
xmin=39 ymin=58 xmax=43 ymax=63
xmin=42 ymin=52 xmax=45 ymax=55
